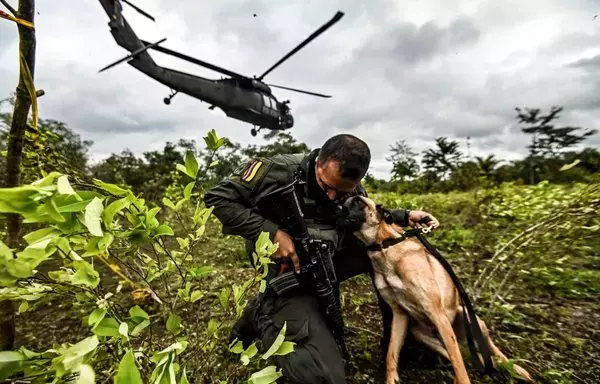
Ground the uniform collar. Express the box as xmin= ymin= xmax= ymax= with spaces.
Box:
xmin=298 ymin=149 xmax=328 ymax=202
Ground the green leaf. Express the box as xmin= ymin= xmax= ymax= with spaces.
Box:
xmin=119 ymin=322 xmax=129 ymax=339
xmin=189 ymin=266 xmax=215 ymax=278
xmin=207 ymin=318 xmax=218 ymax=337
xmin=7 ymin=247 xmax=55 ymax=278
xmin=92 ymin=179 xmax=128 ymax=196
xmin=76 ymin=364 xmax=95 ymax=384
xmin=0 ymin=240 xmax=13 ymax=261
xmin=23 ymin=227 xmax=61 ymax=248
xmin=273 ymin=341 xmax=295 ymax=356
xmin=102 ymin=197 xmax=131 ymax=226
xmin=57 ymin=199 xmax=94 ymax=213
xmin=262 ymin=322 xmax=287 ymax=359
xmin=131 ymin=319 xmax=150 ymax=336
xmin=183 ymin=182 xmax=194 ymax=200
xmin=83 ymin=197 xmax=104 ymax=237
xmin=0 ymin=351 xmax=25 ymax=364
xmin=229 ymin=340 xmax=244 ymax=354
xmin=57 ymin=175 xmax=77 ymax=196
xmin=247 ymin=365 xmax=283 ymax=384
xmin=219 ymin=288 xmax=231 ymax=309
xmin=176 ymin=164 xmax=189 ymax=177
xmin=72 ymin=260 xmax=100 ymax=288
xmin=92 ymin=317 xmax=120 ymax=338
xmin=155 ymin=224 xmax=174 ymax=237
xmin=190 ymin=290 xmax=203 ymax=302
xmin=60 ymin=335 xmax=99 ymax=372
xmin=162 ymin=197 xmax=176 ymax=211
xmin=44 ymin=197 xmax=66 ymax=222
xmin=184 ymin=150 xmax=199 ymax=179
xmin=114 ymin=349 xmax=143 ymax=384
xmin=87 ymin=308 xmax=107 ymax=327
xmin=167 ymin=314 xmax=182 ymax=335
xmin=240 ymin=343 xmax=258 ymax=366
xmin=129 ymin=305 xmax=150 ymax=323
xmin=180 ymin=367 xmax=190 ymax=384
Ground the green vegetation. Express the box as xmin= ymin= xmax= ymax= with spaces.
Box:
xmin=0 ymin=110 xmax=597 ymax=382
xmin=0 ymin=3 xmax=598 ymax=381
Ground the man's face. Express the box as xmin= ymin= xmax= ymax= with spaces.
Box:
xmin=315 ymin=159 xmax=361 ymax=201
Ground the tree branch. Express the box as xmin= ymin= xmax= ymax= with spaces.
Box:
xmin=0 ymin=0 xmax=17 ymax=16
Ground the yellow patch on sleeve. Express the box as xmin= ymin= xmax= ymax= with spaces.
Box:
xmin=241 ymin=160 xmax=263 ymax=182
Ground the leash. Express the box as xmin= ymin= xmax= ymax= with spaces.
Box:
xmin=368 ymin=224 xmax=495 ymax=375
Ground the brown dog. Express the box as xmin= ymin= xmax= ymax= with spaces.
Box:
xmin=344 ymin=195 xmax=534 ymax=384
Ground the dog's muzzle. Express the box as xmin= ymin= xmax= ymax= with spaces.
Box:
xmin=335 ymin=196 xmax=367 ymax=231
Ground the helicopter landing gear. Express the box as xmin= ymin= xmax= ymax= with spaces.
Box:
xmin=163 ymin=89 xmax=178 ymax=105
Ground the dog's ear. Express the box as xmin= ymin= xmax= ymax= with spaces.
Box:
xmin=376 ymin=204 xmax=392 ymax=223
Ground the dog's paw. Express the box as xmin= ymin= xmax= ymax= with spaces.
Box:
xmin=386 ymin=372 xmax=400 ymax=384
xmin=513 ymin=364 xmax=535 ymax=383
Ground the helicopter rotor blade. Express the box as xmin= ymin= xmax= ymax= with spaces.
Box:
xmin=267 ymin=83 xmax=331 ymax=98
xmin=99 ymin=37 xmax=167 ymax=72
xmin=139 ymin=39 xmax=247 ymax=79
xmin=257 ymin=10 xmax=344 ymax=81
xmin=122 ymin=0 xmax=156 ymax=22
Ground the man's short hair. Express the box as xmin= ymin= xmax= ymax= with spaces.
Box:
xmin=317 ymin=134 xmax=371 ymax=180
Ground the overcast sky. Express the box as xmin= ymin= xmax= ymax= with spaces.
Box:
xmin=1 ymin=0 xmax=599 ymax=178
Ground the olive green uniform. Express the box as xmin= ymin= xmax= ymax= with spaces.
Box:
xmin=204 ymin=149 xmax=409 ymax=383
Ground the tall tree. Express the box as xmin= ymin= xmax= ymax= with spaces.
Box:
xmin=422 ymin=137 xmax=463 ymax=180
xmin=386 ymin=139 xmax=419 ymax=182
xmin=516 ymin=106 xmax=598 ymax=183
xmin=474 ymin=154 xmax=501 ymax=180
xmin=242 ymin=131 xmax=310 ymax=159
xmin=0 ymin=0 xmax=37 ymax=350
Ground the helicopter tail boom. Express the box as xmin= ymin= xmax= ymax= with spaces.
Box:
xmin=97 ymin=0 xmax=158 ymax=70
xmin=97 ymin=0 xmax=223 ymax=104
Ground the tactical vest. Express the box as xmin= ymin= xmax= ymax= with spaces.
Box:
xmin=291 ymin=151 xmax=348 ymax=249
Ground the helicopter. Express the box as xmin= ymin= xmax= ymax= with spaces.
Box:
xmin=97 ymin=0 xmax=344 ymax=136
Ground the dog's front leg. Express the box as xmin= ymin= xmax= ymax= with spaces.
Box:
xmin=386 ymin=308 xmax=409 ymax=384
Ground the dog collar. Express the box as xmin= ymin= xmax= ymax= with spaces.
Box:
xmin=365 ymin=228 xmax=425 ymax=251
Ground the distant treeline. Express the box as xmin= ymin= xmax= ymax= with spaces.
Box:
xmin=1 ymin=96 xmax=598 ymax=200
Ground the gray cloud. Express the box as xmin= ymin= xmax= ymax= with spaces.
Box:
xmin=1 ymin=0 xmax=599 ymax=180
xmin=357 ymin=16 xmax=480 ymax=65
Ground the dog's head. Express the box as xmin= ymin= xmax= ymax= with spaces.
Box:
xmin=342 ymin=195 xmax=392 ymax=245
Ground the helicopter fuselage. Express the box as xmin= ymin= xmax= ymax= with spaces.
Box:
xmin=97 ymin=0 xmax=337 ymax=136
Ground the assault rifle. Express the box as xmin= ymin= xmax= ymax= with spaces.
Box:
xmin=256 ymin=179 xmax=349 ymax=359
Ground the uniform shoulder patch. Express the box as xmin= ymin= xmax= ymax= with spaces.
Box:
xmin=230 ymin=158 xmax=271 ymax=188
xmin=241 ymin=159 xmax=264 ymax=182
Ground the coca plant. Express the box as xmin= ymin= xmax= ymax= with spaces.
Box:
xmin=0 ymin=129 xmax=293 ymax=383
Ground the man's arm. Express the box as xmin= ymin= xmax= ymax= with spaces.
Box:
xmin=203 ymin=158 xmax=281 ymax=241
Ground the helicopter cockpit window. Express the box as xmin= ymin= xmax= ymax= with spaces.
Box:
xmin=262 ymin=94 xmax=275 ymax=110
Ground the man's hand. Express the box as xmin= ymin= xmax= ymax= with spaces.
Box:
xmin=272 ymin=229 xmax=300 ymax=273
xmin=408 ymin=210 xmax=440 ymax=229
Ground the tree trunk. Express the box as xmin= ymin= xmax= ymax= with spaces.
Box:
xmin=1 ymin=0 xmax=37 ymax=351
